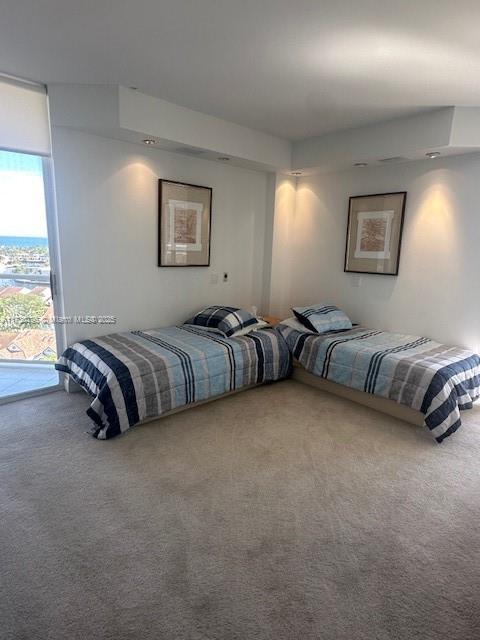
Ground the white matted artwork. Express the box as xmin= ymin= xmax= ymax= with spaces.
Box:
xmin=168 ymin=200 xmax=203 ymax=252
xmin=354 ymin=210 xmax=394 ymax=260
xmin=345 ymin=192 xmax=406 ymax=275
xmin=158 ymin=180 xmax=212 ymax=266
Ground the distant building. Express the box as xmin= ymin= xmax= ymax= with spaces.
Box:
xmin=0 ymin=285 xmax=56 ymax=360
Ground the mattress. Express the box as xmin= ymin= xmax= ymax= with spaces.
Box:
xmin=56 ymin=325 xmax=291 ymax=439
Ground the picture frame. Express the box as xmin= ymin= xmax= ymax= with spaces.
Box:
xmin=344 ymin=192 xmax=407 ymax=275
xmin=158 ymin=179 xmax=212 ymax=267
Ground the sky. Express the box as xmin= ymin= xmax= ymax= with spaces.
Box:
xmin=0 ymin=149 xmax=48 ymax=238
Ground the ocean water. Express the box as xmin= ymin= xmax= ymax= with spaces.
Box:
xmin=0 ymin=236 xmax=48 ymax=248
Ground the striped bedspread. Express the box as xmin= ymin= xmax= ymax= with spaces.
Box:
xmin=56 ymin=326 xmax=291 ymax=439
xmin=278 ymin=324 xmax=480 ymax=442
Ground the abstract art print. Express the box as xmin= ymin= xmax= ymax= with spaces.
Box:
xmin=158 ymin=180 xmax=212 ymax=266
xmin=345 ymin=192 xmax=406 ymax=275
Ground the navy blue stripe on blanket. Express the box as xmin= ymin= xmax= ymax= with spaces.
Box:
xmin=55 ymin=363 xmax=73 ymax=374
xmin=436 ymin=418 xmax=462 ymax=443
xmin=424 ymin=390 xmax=459 ymax=435
xmin=56 ymin=348 xmax=122 ymax=437
xmin=302 ymin=306 xmax=337 ymax=318
xmin=420 ymin=355 xmax=480 ymax=414
xmin=455 ymin=376 xmax=480 ymax=409
xmin=248 ymin=332 xmax=266 ymax=383
xmin=133 ymin=331 xmax=195 ymax=404
xmin=86 ymin=407 xmax=103 ymax=427
xmin=322 ymin=330 xmax=382 ymax=378
xmin=83 ymin=339 xmax=139 ymax=428
xmin=365 ymin=337 xmax=430 ymax=394
xmin=293 ymin=331 xmax=313 ymax=361
xmin=56 ymin=347 xmax=106 ymax=391
xmin=179 ymin=326 xmax=236 ymax=390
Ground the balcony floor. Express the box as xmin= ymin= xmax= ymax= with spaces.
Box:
xmin=0 ymin=362 xmax=59 ymax=400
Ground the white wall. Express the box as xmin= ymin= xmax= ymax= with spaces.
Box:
xmin=270 ymin=153 xmax=480 ymax=350
xmin=269 ymin=174 xmax=297 ymax=318
xmin=52 ymin=126 xmax=480 ymax=351
xmin=51 ymin=128 xmax=271 ymax=344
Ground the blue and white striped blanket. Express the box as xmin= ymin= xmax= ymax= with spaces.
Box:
xmin=56 ymin=326 xmax=291 ymax=439
xmin=278 ymin=324 xmax=480 ymax=442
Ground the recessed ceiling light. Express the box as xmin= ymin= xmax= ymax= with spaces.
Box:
xmin=291 ymin=171 xmax=302 ymax=176
xmin=143 ymin=138 xmax=156 ymax=145
xmin=217 ymin=156 xmax=230 ymax=161
xmin=426 ymin=151 xmax=440 ymax=159
xmin=354 ymin=162 xmax=368 ymax=167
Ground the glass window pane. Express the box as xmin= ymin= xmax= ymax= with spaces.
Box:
xmin=0 ymin=149 xmax=57 ymax=364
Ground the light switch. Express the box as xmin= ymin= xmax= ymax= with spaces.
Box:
xmin=210 ymin=273 xmax=219 ymax=284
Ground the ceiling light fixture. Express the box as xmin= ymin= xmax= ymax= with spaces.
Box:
xmin=425 ymin=151 xmax=440 ymax=159
xmin=291 ymin=171 xmax=302 ymax=176
xmin=354 ymin=162 xmax=368 ymax=167
xmin=217 ymin=156 xmax=230 ymax=161
xmin=143 ymin=138 xmax=156 ymax=145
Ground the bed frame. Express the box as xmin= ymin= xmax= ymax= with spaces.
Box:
xmin=66 ymin=377 xmax=259 ymax=426
xmin=292 ymin=363 xmax=425 ymax=427
xmin=66 ymin=366 xmax=424 ymax=429
xmin=137 ymin=384 xmax=259 ymax=425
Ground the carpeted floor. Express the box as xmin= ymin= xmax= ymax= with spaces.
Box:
xmin=1 ymin=380 xmax=480 ymax=640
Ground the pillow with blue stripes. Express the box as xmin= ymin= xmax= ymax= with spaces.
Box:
xmin=292 ymin=304 xmax=352 ymax=334
xmin=184 ymin=306 xmax=260 ymax=337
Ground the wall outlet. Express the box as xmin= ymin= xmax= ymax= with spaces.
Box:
xmin=223 ymin=272 xmax=228 ymax=282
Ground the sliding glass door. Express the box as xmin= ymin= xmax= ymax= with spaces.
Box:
xmin=0 ymin=149 xmax=59 ymax=399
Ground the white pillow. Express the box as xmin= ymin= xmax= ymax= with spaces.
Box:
xmin=230 ymin=319 xmax=269 ymax=337
xmin=280 ymin=316 xmax=315 ymax=332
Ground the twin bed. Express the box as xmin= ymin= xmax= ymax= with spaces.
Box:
xmin=56 ymin=323 xmax=291 ymax=440
xmin=56 ymin=304 xmax=480 ymax=443
xmin=277 ymin=321 xmax=480 ymax=443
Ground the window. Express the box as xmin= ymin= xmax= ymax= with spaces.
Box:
xmin=0 ymin=76 xmax=59 ymax=397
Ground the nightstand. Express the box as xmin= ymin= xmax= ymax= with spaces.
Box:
xmin=261 ymin=315 xmax=282 ymax=327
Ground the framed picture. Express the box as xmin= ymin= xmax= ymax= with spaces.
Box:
xmin=344 ymin=192 xmax=407 ymax=275
xmin=158 ymin=179 xmax=212 ymax=267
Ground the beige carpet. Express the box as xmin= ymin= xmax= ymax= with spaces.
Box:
xmin=1 ymin=380 xmax=480 ymax=640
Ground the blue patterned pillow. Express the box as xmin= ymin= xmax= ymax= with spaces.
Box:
xmin=184 ymin=306 xmax=259 ymax=337
xmin=292 ymin=304 xmax=352 ymax=334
